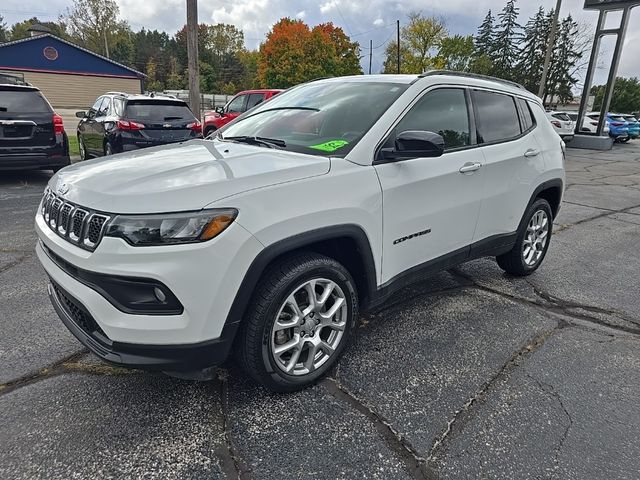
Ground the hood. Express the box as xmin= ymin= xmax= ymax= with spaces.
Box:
xmin=50 ymin=140 xmax=330 ymax=213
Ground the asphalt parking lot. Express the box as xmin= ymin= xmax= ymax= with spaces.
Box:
xmin=1 ymin=143 xmax=640 ymax=479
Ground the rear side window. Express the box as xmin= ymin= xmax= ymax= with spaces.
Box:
xmin=394 ymin=88 xmax=471 ymax=150
xmin=0 ymin=89 xmax=51 ymax=113
xmin=473 ymin=90 xmax=521 ymax=143
xmin=517 ymin=98 xmax=536 ymax=131
xmin=552 ymin=113 xmax=570 ymax=121
xmin=125 ymin=100 xmax=195 ymax=121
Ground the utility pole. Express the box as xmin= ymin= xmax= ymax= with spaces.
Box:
xmin=396 ymin=20 xmax=400 ymax=74
xmin=186 ymin=0 xmax=201 ymax=119
xmin=538 ymin=0 xmax=562 ymax=101
xmin=369 ymin=39 xmax=372 ymax=74
xmin=103 ymin=29 xmax=109 ymax=59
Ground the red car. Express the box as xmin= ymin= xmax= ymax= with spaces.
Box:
xmin=203 ymin=89 xmax=283 ymax=136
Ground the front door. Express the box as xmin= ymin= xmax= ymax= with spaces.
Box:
xmin=374 ymin=87 xmax=485 ymax=284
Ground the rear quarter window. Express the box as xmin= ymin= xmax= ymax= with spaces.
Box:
xmin=0 ymin=89 xmax=52 ymax=113
xmin=473 ymin=90 xmax=521 ymax=143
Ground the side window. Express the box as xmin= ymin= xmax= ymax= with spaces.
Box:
xmin=88 ymin=97 xmax=103 ymax=118
xmin=113 ymin=98 xmax=125 ymax=117
xmin=226 ymin=94 xmax=247 ymax=113
xmin=517 ymin=98 xmax=535 ymax=132
xmin=97 ymin=97 xmax=111 ymax=117
xmin=246 ymin=93 xmax=265 ymax=110
xmin=473 ymin=90 xmax=522 ymax=143
xmin=394 ymin=88 xmax=471 ymax=150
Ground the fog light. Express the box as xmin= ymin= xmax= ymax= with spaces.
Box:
xmin=154 ymin=287 xmax=166 ymax=303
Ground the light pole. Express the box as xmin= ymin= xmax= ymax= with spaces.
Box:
xmin=186 ymin=0 xmax=201 ymax=119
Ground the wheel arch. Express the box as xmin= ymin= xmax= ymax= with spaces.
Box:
xmin=224 ymin=224 xmax=378 ymax=331
xmin=532 ymin=179 xmax=563 ymax=219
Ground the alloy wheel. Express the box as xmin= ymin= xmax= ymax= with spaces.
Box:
xmin=522 ymin=209 xmax=549 ymax=267
xmin=270 ymin=278 xmax=347 ymax=376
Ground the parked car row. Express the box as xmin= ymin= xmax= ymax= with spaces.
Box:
xmin=549 ymin=110 xmax=639 ymax=143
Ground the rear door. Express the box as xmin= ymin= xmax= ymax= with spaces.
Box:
xmin=124 ymin=100 xmax=198 ymax=144
xmin=0 ymin=86 xmax=55 ymax=154
xmin=472 ymin=90 xmax=541 ymax=242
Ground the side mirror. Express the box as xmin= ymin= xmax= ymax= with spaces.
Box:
xmin=379 ymin=130 xmax=445 ymax=162
xmin=215 ymin=106 xmax=225 ymax=115
xmin=75 ymin=111 xmax=86 ymax=118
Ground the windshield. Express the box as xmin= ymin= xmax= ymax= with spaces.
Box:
xmin=217 ymin=81 xmax=408 ymax=156
xmin=125 ymin=100 xmax=195 ymax=122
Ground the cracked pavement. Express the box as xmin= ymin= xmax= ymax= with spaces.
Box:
xmin=2 ymin=143 xmax=640 ymax=479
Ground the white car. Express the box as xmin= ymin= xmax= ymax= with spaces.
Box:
xmin=579 ymin=112 xmax=610 ymax=134
xmin=36 ymin=72 xmax=565 ymax=391
xmin=546 ymin=111 xmax=575 ymax=141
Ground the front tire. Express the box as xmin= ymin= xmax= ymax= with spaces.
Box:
xmin=496 ymin=198 xmax=553 ymax=276
xmin=236 ymin=253 xmax=358 ymax=392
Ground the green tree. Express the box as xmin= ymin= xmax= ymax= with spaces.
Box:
xmin=436 ymin=35 xmax=474 ymax=71
xmin=591 ymin=77 xmax=640 ymax=113
xmin=474 ymin=10 xmax=495 ymax=60
xmin=382 ymin=12 xmax=447 ymax=74
xmin=493 ymin=0 xmax=521 ymax=80
xmin=544 ymin=15 xmax=581 ymax=105
xmin=516 ymin=7 xmax=547 ymax=93
xmin=9 ymin=17 xmax=69 ymax=41
xmin=0 ymin=15 xmax=8 ymax=43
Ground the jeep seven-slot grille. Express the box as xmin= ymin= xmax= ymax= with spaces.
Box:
xmin=41 ymin=188 xmax=110 ymax=251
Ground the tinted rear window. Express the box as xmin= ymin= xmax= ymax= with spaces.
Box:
xmin=125 ymin=100 xmax=195 ymax=121
xmin=0 ymin=89 xmax=51 ymax=113
xmin=518 ymin=99 xmax=535 ymax=131
xmin=609 ymin=115 xmax=626 ymax=122
xmin=552 ymin=113 xmax=571 ymax=121
xmin=473 ymin=90 xmax=521 ymax=143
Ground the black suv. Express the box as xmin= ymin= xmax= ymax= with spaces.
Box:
xmin=76 ymin=93 xmax=202 ymax=160
xmin=0 ymin=84 xmax=70 ymax=172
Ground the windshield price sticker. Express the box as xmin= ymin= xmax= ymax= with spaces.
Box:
xmin=309 ymin=140 xmax=349 ymax=152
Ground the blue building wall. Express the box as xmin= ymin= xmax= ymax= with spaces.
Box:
xmin=0 ymin=35 xmax=141 ymax=78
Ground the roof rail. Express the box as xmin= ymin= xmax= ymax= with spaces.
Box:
xmin=105 ymin=91 xmax=128 ymax=96
xmin=418 ymin=70 xmax=527 ymax=91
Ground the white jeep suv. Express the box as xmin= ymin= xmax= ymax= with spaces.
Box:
xmin=36 ymin=72 xmax=564 ymax=391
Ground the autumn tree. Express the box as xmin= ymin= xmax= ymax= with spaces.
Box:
xmin=382 ymin=13 xmax=447 ymax=74
xmin=65 ymin=0 xmax=130 ymax=58
xmin=258 ymin=19 xmax=361 ymax=88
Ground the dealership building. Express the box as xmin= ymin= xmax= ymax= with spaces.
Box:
xmin=0 ymin=25 xmax=144 ymax=109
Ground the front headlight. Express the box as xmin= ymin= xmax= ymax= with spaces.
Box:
xmin=105 ymin=209 xmax=238 ymax=246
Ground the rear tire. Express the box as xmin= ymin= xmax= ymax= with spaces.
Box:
xmin=236 ymin=253 xmax=358 ymax=392
xmin=104 ymin=141 xmax=114 ymax=156
xmin=496 ymin=198 xmax=553 ymax=276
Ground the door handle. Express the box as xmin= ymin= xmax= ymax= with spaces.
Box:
xmin=524 ymin=149 xmax=540 ymax=157
xmin=459 ymin=162 xmax=482 ymax=174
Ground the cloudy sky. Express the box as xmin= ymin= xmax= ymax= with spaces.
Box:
xmin=3 ymin=0 xmax=639 ymax=84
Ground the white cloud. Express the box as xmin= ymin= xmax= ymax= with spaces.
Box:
xmin=373 ymin=18 xmax=384 ymax=27
xmin=320 ymin=0 xmax=339 ymax=14
xmin=296 ymin=10 xmax=307 ymax=20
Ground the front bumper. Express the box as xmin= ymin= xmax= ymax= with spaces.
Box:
xmin=35 ymin=211 xmax=263 ymax=347
xmin=48 ymin=279 xmax=238 ymax=371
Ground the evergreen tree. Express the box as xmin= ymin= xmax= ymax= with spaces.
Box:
xmin=516 ymin=7 xmax=546 ymax=92
xmin=474 ymin=10 xmax=495 ymax=59
xmin=493 ymin=0 xmax=521 ymax=80
xmin=544 ymin=15 xmax=581 ymax=105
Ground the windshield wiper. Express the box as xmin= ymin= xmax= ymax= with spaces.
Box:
xmin=222 ymin=135 xmax=286 ymax=149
